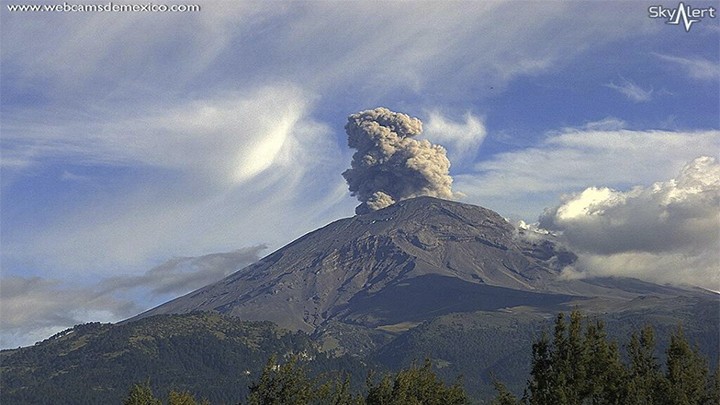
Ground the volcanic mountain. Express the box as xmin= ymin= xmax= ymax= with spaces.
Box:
xmin=4 ymin=197 xmax=717 ymax=403
xmin=133 ymin=197 xmax=712 ymax=348
xmin=134 ymin=198 xmax=569 ymax=327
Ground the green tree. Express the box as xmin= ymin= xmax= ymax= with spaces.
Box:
xmin=582 ymin=319 xmax=625 ymax=404
xmin=247 ymin=355 xmax=314 ymax=405
xmin=524 ymin=311 xmax=626 ymax=405
xmin=500 ymin=311 xmax=719 ymax=405
xmin=626 ymin=325 xmax=664 ymax=405
xmin=490 ymin=380 xmax=519 ymax=405
xmin=525 ymin=311 xmax=587 ymax=405
xmin=168 ymin=390 xmax=209 ymax=405
xmin=316 ymin=374 xmax=364 ymax=405
xmin=665 ymin=327 xmax=709 ymax=405
xmin=365 ymin=359 xmax=469 ymax=405
xmin=525 ymin=332 xmax=555 ymax=405
xmin=707 ymin=365 xmax=720 ymax=405
xmin=124 ymin=381 xmax=162 ymax=405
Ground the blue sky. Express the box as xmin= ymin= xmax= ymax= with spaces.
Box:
xmin=1 ymin=0 xmax=718 ymax=348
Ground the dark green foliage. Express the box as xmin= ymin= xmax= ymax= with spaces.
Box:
xmin=496 ymin=311 xmax=718 ymax=405
xmin=626 ymin=326 xmax=664 ymax=404
xmin=123 ymin=384 xmax=208 ymax=405
xmin=124 ymin=381 xmax=162 ymax=405
xmin=316 ymin=374 xmax=363 ymax=405
xmin=168 ymin=390 xmax=210 ymax=405
xmin=246 ymin=354 xmax=365 ymax=405
xmin=243 ymin=357 xmax=468 ymax=404
xmin=490 ymin=380 xmax=519 ymax=405
xmin=247 ymin=355 xmax=314 ymax=405
xmin=365 ymin=359 xmax=470 ymax=405
xmin=665 ymin=327 xmax=710 ymax=405
xmin=3 ymin=308 xmax=718 ymax=404
xmin=373 ymin=311 xmax=544 ymax=399
xmin=0 ymin=312 xmax=369 ymax=404
xmin=708 ymin=365 xmax=720 ymax=405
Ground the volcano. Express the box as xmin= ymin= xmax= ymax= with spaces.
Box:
xmin=132 ymin=197 xmax=712 ymax=351
xmin=5 ymin=197 xmax=717 ymax=403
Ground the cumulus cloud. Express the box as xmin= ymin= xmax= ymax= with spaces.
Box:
xmin=605 ymin=77 xmax=653 ymax=102
xmin=455 ymin=123 xmax=719 ymax=220
xmin=342 ymin=107 xmax=454 ymax=214
xmin=1 ymin=0 xmax=710 ymax=348
xmin=423 ymin=111 xmax=487 ymax=163
xmin=539 ymin=156 xmax=720 ymax=289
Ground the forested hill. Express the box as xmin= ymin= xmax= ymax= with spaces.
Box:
xmin=0 ymin=312 xmax=369 ymax=404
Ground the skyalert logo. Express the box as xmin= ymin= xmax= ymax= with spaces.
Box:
xmin=648 ymin=2 xmax=716 ymax=32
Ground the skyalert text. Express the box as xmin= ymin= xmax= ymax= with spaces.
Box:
xmin=648 ymin=2 xmax=716 ymax=32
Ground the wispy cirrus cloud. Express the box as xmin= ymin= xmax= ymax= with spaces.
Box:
xmin=1 ymin=1 xmax=658 ymax=277
xmin=1 ymin=86 xmax=316 ymax=184
xmin=1 ymin=0 xmax=712 ymax=349
xmin=1 ymin=85 xmax=353 ymax=274
xmin=654 ymin=53 xmax=720 ymax=81
xmin=99 ymin=246 xmax=267 ymax=296
xmin=605 ymin=77 xmax=653 ymax=102
xmin=423 ymin=111 xmax=487 ymax=165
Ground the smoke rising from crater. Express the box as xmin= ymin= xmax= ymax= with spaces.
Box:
xmin=343 ymin=107 xmax=454 ymax=214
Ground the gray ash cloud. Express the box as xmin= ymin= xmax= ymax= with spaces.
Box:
xmin=343 ymin=107 xmax=454 ymax=214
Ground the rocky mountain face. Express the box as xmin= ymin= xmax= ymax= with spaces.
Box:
xmin=4 ymin=197 xmax=718 ymax=403
xmin=133 ymin=197 xmax=578 ymax=331
xmin=133 ymin=197 xmax=715 ymax=356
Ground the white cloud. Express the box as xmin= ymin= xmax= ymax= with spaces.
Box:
xmin=455 ymin=124 xmax=720 ymax=220
xmin=655 ymin=54 xmax=720 ymax=81
xmin=100 ymin=246 xmax=266 ymax=296
xmin=0 ymin=2 xmax=280 ymax=99
xmin=0 ymin=246 xmax=267 ymax=348
xmin=423 ymin=111 xmax=487 ymax=164
xmin=2 ymin=86 xmax=314 ymax=185
xmin=0 ymin=0 xmax=706 ymax=347
xmin=605 ymin=77 xmax=653 ymax=102
xmin=1 ymin=1 xmax=656 ymax=109
xmin=1 ymin=85 xmax=356 ymax=274
xmin=0 ymin=275 xmax=140 ymax=348
xmin=540 ymin=156 xmax=720 ymax=290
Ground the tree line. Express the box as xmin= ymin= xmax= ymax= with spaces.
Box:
xmin=124 ymin=311 xmax=719 ymax=405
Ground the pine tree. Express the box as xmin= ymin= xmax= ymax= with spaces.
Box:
xmin=582 ymin=318 xmax=625 ymax=404
xmin=665 ymin=327 xmax=709 ymax=405
xmin=504 ymin=312 xmax=718 ymax=405
xmin=246 ymin=355 xmax=314 ymax=405
xmin=316 ymin=374 xmax=364 ymax=405
xmin=365 ymin=359 xmax=469 ymax=405
xmin=123 ymin=381 xmax=162 ymax=405
xmin=490 ymin=380 xmax=519 ymax=405
xmin=168 ymin=390 xmax=206 ymax=405
xmin=707 ymin=364 xmax=720 ymax=405
xmin=626 ymin=325 xmax=664 ymax=404
xmin=525 ymin=332 xmax=554 ymax=405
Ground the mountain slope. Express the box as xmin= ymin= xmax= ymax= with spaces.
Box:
xmin=3 ymin=197 xmax=718 ymax=403
xmin=133 ymin=197 xmax=579 ymax=333
xmin=0 ymin=313 xmax=369 ymax=404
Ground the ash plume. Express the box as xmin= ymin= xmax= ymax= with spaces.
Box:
xmin=342 ymin=107 xmax=454 ymax=214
